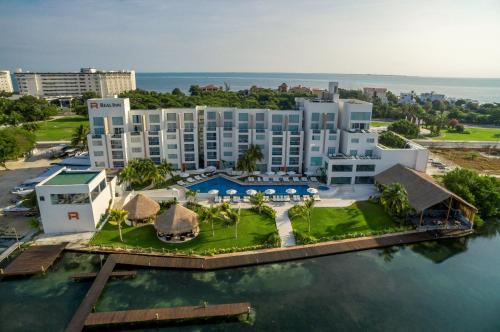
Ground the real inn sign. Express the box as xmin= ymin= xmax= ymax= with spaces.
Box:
xmin=90 ymin=102 xmax=122 ymax=109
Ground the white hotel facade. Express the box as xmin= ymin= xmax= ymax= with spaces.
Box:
xmin=87 ymin=82 xmax=428 ymax=185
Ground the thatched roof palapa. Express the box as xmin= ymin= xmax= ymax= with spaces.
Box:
xmin=123 ymin=193 xmax=160 ymax=220
xmin=155 ymin=204 xmax=199 ymax=235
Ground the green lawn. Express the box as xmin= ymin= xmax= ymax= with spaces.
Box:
xmin=434 ymin=127 xmax=500 ymax=141
xmin=371 ymin=120 xmax=393 ymax=127
xmin=90 ymin=209 xmax=278 ymax=254
xmin=36 ymin=116 xmax=89 ymax=141
xmin=290 ymin=201 xmax=399 ymax=239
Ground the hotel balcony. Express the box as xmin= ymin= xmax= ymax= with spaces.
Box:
xmin=327 ymin=153 xmax=381 ymax=160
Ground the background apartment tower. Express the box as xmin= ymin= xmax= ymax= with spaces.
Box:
xmin=0 ymin=70 xmax=14 ymax=93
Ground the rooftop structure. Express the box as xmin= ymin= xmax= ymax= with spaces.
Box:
xmin=363 ymin=87 xmax=388 ymax=104
xmin=15 ymin=67 xmax=136 ymax=98
xmin=44 ymin=171 xmax=99 ymax=186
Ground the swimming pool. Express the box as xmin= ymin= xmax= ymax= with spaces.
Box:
xmin=187 ymin=176 xmax=310 ymax=196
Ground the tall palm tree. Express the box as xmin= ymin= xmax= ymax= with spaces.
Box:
xmin=158 ymin=159 xmax=174 ymax=180
xmin=293 ymin=197 xmax=315 ymax=233
xmin=236 ymin=144 xmax=263 ymax=173
xmin=108 ymin=209 xmax=128 ymax=242
xmin=250 ymin=192 xmax=265 ymax=214
xmin=227 ymin=206 xmax=241 ymax=239
xmin=379 ymin=183 xmax=410 ymax=219
xmin=138 ymin=159 xmax=161 ymax=186
xmin=247 ymin=144 xmax=264 ymax=162
xmin=199 ymin=205 xmax=219 ymax=237
xmin=71 ymin=124 xmax=90 ymax=151
xmin=118 ymin=164 xmax=136 ymax=190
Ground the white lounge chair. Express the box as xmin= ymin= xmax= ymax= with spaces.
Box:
xmin=313 ymin=194 xmax=321 ymax=201
xmin=293 ymin=195 xmax=300 ymax=202
xmin=232 ymin=196 xmax=241 ymax=203
xmin=283 ymin=177 xmax=290 ymax=182
xmin=201 ymin=174 xmax=207 ymax=178
xmin=214 ymin=196 xmax=221 ymax=203
xmin=263 ymin=196 xmax=270 ymax=202
xmin=311 ymin=177 xmax=318 ymax=182
xmin=177 ymin=181 xmax=186 ymax=186
xmin=243 ymin=196 xmax=250 ymax=203
xmin=223 ymin=196 xmax=231 ymax=202
xmin=285 ymin=196 xmax=291 ymax=202
xmin=273 ymin=177 xmax=279 ymax=182
xmin=262 ymin=177 xmax=269 ymax=182
xmin=300 ymin=177 xmax=308 ymax=181
xmin=194 ymin=175 xmax=202 ymax=181
xmin=293 ymin=177 xmax=300 ymax=182
xmin=302 ymin=195 xmax=309 ymax=201
xmin=248 ymin=177 xmax=255 ymax=182
xmin=186 ymin=178 xmax=195 ymax=183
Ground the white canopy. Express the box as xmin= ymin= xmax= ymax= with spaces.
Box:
xmin=246 ymin=189 xmax=257 ymax=196
xmin=286 ymin=188 xmax=297 ymax=194
xmin=208 ymin=189 xmax=219 ymax=195
xmin=206 ymin=166 xmax=217 ymax=172
xmin=307 ymin=187 xmax=318 ymax=194
xmin=264 ymin=189 xmax=276 ymax=195
xmin=226 ymin=189 xmax=237 ymax=195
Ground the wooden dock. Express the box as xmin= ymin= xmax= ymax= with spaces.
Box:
xmin=70 ymin=270 xmax=136 ymax=281
xmin=84 ymin=302 xmax=251 ymax=328
xmin=0 ymin=243 xmax=67 ymax=277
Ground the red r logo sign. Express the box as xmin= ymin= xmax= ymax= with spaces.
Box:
xmin=68 ymin=212 xmax=79 ymax=220
xmin=90 ymin=102 xmax=98 ymax=109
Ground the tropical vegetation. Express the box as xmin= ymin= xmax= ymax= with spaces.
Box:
xmin=0 ymin=95 xmax=58 ymax=125
xmin=71 ymin=124 xmax=90 ymax=151
xmin=236 ymin=144 xmax=264 ymax=173
xmin=0 ymin=126 xmax=36 ymax=168
xmin=118 ymin=158 xmax=174 ymax=190
xmin=378 ymin=131 xmax=408 ymax=149
xmin=378 ymin=183 xmax=411 ymax=221
xmin=388 ymin=119 xmax=419 ymax=138
xmin=290 ymin=196 xmax=315 ymax=233
xmin=107 ymin=209 xmax=128 ymax=242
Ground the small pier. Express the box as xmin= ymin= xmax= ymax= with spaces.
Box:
xmin=70 ymin=270 xmax=136 ymax=281
xmin=0 ymin=243 xmax=67 ymax=277
xmin=84 ymin=302 xmax=251 ymax=328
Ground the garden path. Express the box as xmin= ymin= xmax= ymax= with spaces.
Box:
xmin=273 ymin=204 xmax=296 ymax=247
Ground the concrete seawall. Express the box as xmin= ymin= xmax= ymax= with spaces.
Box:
xmin=414 ymin=140 xmax=500 ymax=149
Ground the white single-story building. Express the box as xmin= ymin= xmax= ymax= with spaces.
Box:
xmin=35 ymin=168 xmax=115 ymax=233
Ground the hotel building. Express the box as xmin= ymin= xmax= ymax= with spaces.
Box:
xmin=87 ymin=82 xmax=428 ymax=185
xmin=0 ymin=70 xmax=14 ymax=93
xmin=15 ymin=67 xmax=136 ymax=98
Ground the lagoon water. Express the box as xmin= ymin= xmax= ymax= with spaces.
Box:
xmin=1 ymin=222 xmax=500 ymax=331
xmin=135 ymin=72 xmax=500 ymax=103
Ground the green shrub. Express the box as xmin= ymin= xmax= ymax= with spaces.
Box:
xmin=293 ymin=231 xmax=318 ymax=244
xmin=264 ymin=231 xmax=281 ymax=247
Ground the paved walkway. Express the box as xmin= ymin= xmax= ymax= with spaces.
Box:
xmin=273 ymin=204 xmax=296 ymax=247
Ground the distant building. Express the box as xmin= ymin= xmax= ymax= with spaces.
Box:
xmin=15 ymin=67 xmax=136 ymax=98
xmin=278 ymin=83 xmax=288 ymax=92
xmin=419 ymin=91 xmax=445 ymax=103
xmin=0 ymin=70 xmax=13 ymax=93
xmin=399 ymin=91 xmax=416 ymax=104
xmin=35 ymin=168 xmax=115 ymax=233
xmin=311 ymin=88 xmax=328 ymax=98
xmin=289 ymin=85 xmax=311 ymax=94
xmin=200 ymin=84 xmax=220 ymax=92
xmin=363 ymin=87 xmax=388 ymax=104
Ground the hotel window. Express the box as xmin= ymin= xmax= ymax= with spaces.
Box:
xmin=350 ymin=112 xmax=371 ymax=121
xmin=310 ymin=157 xmax=322 ymax=166
xmin=312 ymin=135 xmax=320 ymax=141
xmin=185 ymin=163 xmax=196 ymax=170
xmin=131 ymin=147 xmax=142 ymax=153
xmin=289 ymin=147 xmax=300 ymax=155
xmin=327 ymin=147 xmax=336 ymax=155
xmin=149 ymin=114 xmax=160 ymax=123
xmin=365 ymin=150 xmax=373 ymax=157
xmin=331 ymin=177 xmax=352 ymax=185
xmin=256 ymin=134 xmax=265 ymax=140
xmin=149 ymin=124 xmax=161 ymax=132
xmin=311 ymin=113 xmax=320 ymax=121
xmin=149 ymin=147 xmax=160 ymax=156
xmin=184 ymin=113 xmax=194 ymax=121
xmin=168 ymin=154 xmax=177 ymax=159
xmin=356 ymin=164 xmax=375 ymax=172
xmin=185 ymin=144 xmax=195 ymax=152
xmin=310 ymin=122 xmax=320 ymax=130
xmin=207 ymin=121 xmax=217 ymax=130
xmin=289 ymin=157 xmax=299 ymax=165
xmin=224 ymin=151 xmax=233 ymax=157
xmin=151 ymin=157 xmax=161 ymax=164
xmin=272 ymin=114 xmax=283 ymax=123
xmin=113 ymin=127 xmax=124 ymax=135
xmin=355 ymin=176 xmax=374 ymax=184
xmin=131 ymin=136 xmax=141 ymax=143
xmin=184 ymin=134 xmax=194 ymax=142
xmin=255 ymin=122 xmax=265 ymax=130
xmin=92 ymin=140 xmax=103 ymax=146
xmin=238 ymin=135 xmax=248 ymax=143
xmin=207 ymin=112 xmax=216 ymax=120
xmin=206 ymin=133 xmax=217 ymax=140
xmin=50 ymin=193 xmax=90 ymax=205
xmin=166 ymin=113 xmax=176 ymax=121
xmin=326 ymin=113 xmax=335 ymax=121
xmin=112 ymin=151 xmax=124 ymax=159
xmin=238 ymin=145 xmax=248 ymax=153
xmin=288 ymin=124 xmax=299 ymax=132
xmin=224 ymin=121 xmax=232 ymax=130
xmin=223 ymin=132 xmax=232 ymax=138
xmin=290 ymin=137 xmax=300 ymax=145
xmin=148 ymin=137 xmax=159 ymax=145
xmin=93 ymin=151 xmax=104 ymax=157
xmin=326 ymin=123 xmax=335 ymax=130
xmin=95 ymin=161 xmax=105 ymax=168
xmin=272 ymin=125 xmax=283 ymax=131
xmin=256 ymin=113 xmax=265 ymax=121
xmin=367 ymin=138 xmax=375 ymax=143
xmin=238 ymin=113 xmax=248 ymax=121
xmin=351 ymin=138 xmax=359 ymax=143
xmin=288 ymin=114 xmax=299 ymax=123
xmin=132 ymin=115 xmax=141 ymax=124
xmin=112 ymin=117 xmax=123 ymax=126
xmin=311 ymin=146 xmax=320 ymax=152
xmin=184 ymin=123 xmax=194 ymax=131
xmin=166 ymin=134 xmax=176 ymax=139
xmin=224 ymin=111 xmax=233 ymax=120
xmin=184 ymin=154 xmax=195 ymax=162
xmin=272 ymin=147 xmax=282 ymax=155
xmin=257 ymin=144 xmax=265 ymax=151
xmin=207 ymin=152 xmax=217 ymax=160
xmin=223 ymin=142 xmax=232 ymax=148
xmin=350 ymin=150 xmax=358 ymax=156
xmin=239 ymin=123 xmax=248 ymax=130
xmin=272 ymin=157 xmax=282 ymax=165
xmin=111 ymin=140 xmax=122 ymax=149
xmin=331 ymin=165 xmax=353 ymax=172
xmin=272 ymin=137 xmax=283 ymax=145
xmin=113 ymin=161 xmax=124 ymax=168
xmin=93 ymin=117 xmax=104 ymax=126
xmin=329 ymin=135 xmax=337 ymax=141
xmin=167 ymin=144 xmax=177 ymax=149
xmin=167 ymin=123 xmax=176 ymax=132
xmin=207 ymin=142 xmax=217 ymax=150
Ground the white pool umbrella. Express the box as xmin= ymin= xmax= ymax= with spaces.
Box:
xmin=266 ymin=171 xmax=275 ymax=176
xmin=286 ymin=188 xmax=297 ymax=195
xmin=226 ymin=189 xmax=237 ymax=195
xmin=287 ymin=171 xmax=296 ymax=175
xmin=208 ymin=189 xmax=219 ymax=195
xmin=264 ymin=189 xmax=276 ymax=195
xmin=194 ymin=168 xmax=205 ymax=174
xmin=246 ymin=189 xmax=257 ymax=196
xmin=277 ymin=171 xmax=286 ymax=176
xmin=206 ymin=166 xmax=217 ymax=172
xmin=180 ymin=172 xmax=189 ymax=178
xmin=307 ymin=188 xmax=318 ymax=194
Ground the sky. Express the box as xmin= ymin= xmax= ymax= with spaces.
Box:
xmin=1 ymin=0 xmax=500 ymax=78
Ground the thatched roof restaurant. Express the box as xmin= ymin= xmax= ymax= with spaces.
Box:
xmin=155 ymin=204 xmax=199 ymax=236
xmin=123 ymin=193 xmax=160 ymax=221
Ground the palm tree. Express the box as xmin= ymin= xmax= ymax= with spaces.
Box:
xmin=118 ymin=163 xmax=136 ymax=190
xmin=158 ymin=159 xmax=174 ymax=180
xmin=108 ymin=209 xmax=128 ymax=242
xmin=247 ymin=144 xmax=264 ymax=162
xmin=199 ymin=205 xmax=219 ymax=237
xmin=379 ymin=183 xmax=410 ymax=219
xmin=250 ymin=192 xmax=265 ymax=214
xmin=71 ymin=124 xmax=90 ymax=151
xmin=293 ymin=197 xmax=315 ymax=233
xmin=137 ymin=159 xmax=161 ymax=186
xmin=236 ymin=144 xmax=263 ymax=173
xmin=185 ymin=189 xmax=197 ymax=203
xmin=227 ymin=206 xmax=241 ymax=239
